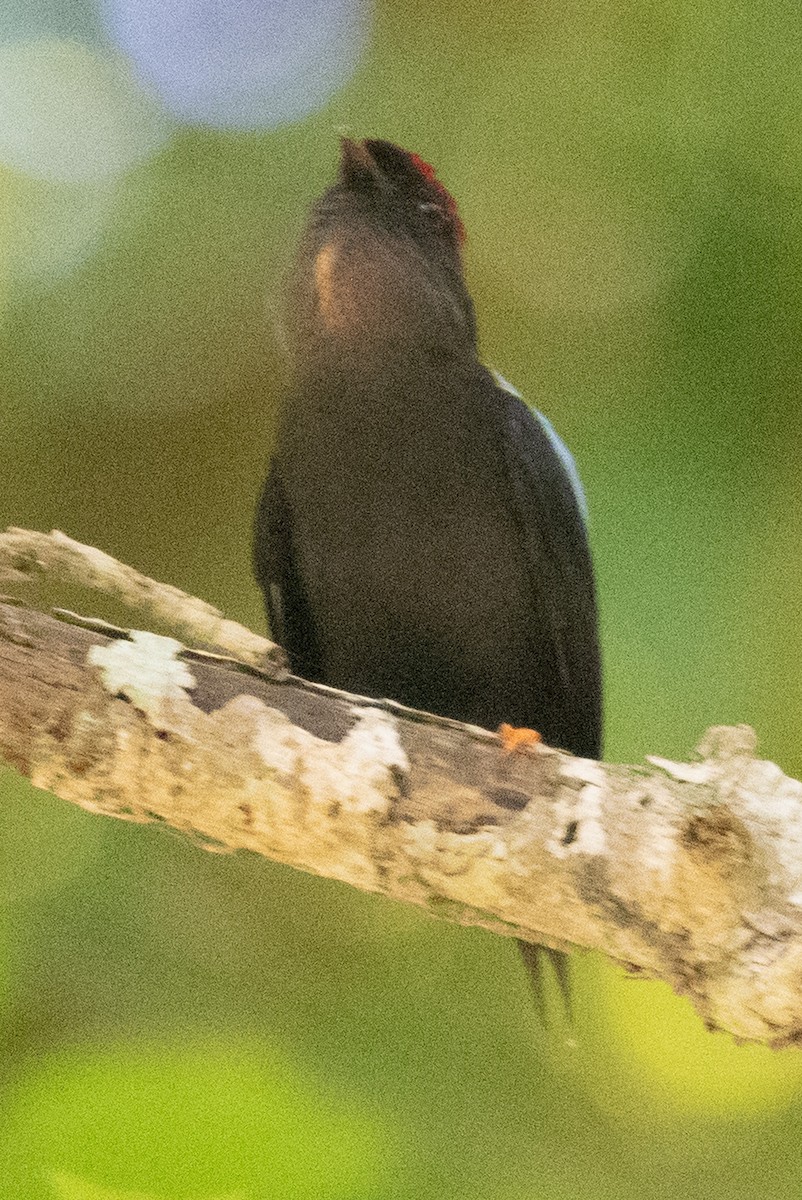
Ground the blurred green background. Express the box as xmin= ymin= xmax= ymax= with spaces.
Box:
xmin=2 ymin=1 xmax=802 ymax=1197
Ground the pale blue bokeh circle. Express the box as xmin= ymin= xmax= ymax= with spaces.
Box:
xmin=104 ymin=0 xmax=371 ymax=129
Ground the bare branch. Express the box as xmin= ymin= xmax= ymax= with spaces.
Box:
xmin=0 ymin=526 xmax=285 ymax=674
xmin=1 ymin=530 xmax=801 ymax=1048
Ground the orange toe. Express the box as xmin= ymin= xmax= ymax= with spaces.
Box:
xmin=498 ymin=723 xmax=542 ymax=753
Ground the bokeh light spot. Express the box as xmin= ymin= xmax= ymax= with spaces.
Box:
xmin=5 ymin=170 xmax=118 ymax=283
xmin=598 ymin=962 xmax=802 ymax=1118
xmin=0 ymin=1041 xmax=394 ymax=1198
xmin=104 ymin=0 xmax=371 ymax=130
xmin=0 ymin=0 xmax=104 ymax=46
xmin=0 ymin=40 xmax=172 ymax=184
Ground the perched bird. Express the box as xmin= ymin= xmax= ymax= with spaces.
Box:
xmin=254 ymin=137 xmax=602 ymax=1009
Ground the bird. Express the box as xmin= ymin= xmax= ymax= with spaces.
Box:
xmin=253 ymin=136 xmax=602 ymax=1014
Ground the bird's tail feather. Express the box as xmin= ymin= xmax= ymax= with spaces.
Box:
xmin=517 ymin=939 xmax=572 ymax=1025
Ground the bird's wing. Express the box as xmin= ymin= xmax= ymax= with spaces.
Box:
xmin=489 ymin=370 xmax=603 ymax=1018
xmin=253 ymin=464 xmax=323 ymax=681
xmin=489 ymin=369 xmax=603 ymax=760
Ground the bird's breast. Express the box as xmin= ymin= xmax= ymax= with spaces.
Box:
xmin=295 ymin=223 xmax=472 ymax=357
xmin=276 ymin=369 xmax=541 ymax=725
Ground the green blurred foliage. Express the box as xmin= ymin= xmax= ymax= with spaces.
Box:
xmin=1 ymin=2 xmax=802 ymax=1198
xmin=1 ymin=1041 xmax=391 ymax=1198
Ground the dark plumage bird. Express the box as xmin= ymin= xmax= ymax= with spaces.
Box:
xmin=254 ymin=137 xmax=602 ymax=1008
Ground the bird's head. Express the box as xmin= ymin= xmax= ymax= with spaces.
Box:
xmin=289 ymin=138 xmax=476 ymax=364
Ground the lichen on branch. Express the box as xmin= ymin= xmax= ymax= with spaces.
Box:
xmin=0 ymin=527 xmax=801 ymax=1049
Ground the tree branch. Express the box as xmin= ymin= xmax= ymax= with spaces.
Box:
xmin=0 ymin=526 xmax=286 ymax=674
xmin=1 ymin=528 xmax=801 ymax=1048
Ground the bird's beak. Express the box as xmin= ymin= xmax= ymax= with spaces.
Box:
xmin=339 ymin=137 xmax=383 ymax=188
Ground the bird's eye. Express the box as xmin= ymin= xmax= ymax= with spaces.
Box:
xmin=416 ymin=200 xmax=451 ymax=235
xmin=415 ymin=198 xmax=465 ymax=246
